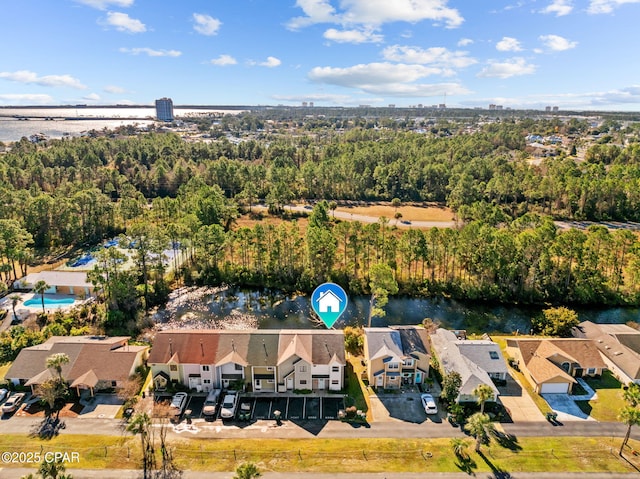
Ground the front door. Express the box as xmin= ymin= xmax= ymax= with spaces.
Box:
xmin=415 ymin=371 xmax=422 ymax=384
xmin=317 ymin=378 xmax=325 ymax=390
xmin=255 ymin=379 xmax=262 ymax=391
xmin=286 ymin=378 xmax=293 ymax=390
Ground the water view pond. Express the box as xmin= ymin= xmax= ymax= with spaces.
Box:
xmin=153 ymin=286 xmax=638 ymax=334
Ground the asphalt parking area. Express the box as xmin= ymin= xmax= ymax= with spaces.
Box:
xmin=305 ymin=397 xmax=320 ymax=419
xmin=373 ymin=393 xmax=429 ymax=423
xmin=253 ymin=397 xmax=272 ymax=419
xmin=272 ymin=397 xmax=288 ymax=418
xmin=542 ymin=394 xmax=593 ymax=421
xmin=288 ymin=397 xmax=304 ymax=419
xmin=322 ymin=397 xmax=343 ymax=419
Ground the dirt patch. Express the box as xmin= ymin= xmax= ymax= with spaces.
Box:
xmin=335 ymin=202 xmax=454 ymax=222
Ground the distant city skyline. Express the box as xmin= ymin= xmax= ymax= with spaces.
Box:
xmin=2 ymin=1 xmax=640 ymax=111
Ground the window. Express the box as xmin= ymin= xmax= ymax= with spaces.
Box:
xmin=586 ymin=368 xmax=596 ymax=375
xmin=267 ymin=366 xmax=274 ymax=371
xmin=267 ymin=379 xmax=274 ymax=384
xmin=111 ymin=381 xmax=117 ymax=387
xmin=299 ymin=365 xmax=307 ymax=372
xmin=202 ymin=365 xmax=210 ymax=371
xmin=387 ymin=363 xmax=399 ymax=370
xmin=300 ymin=380 xmax=307 ymax=385
xmin=170 ymin=365 xmax=177 ymax=372
xmin=331 ymin=380 xmax=339 ymax=385
xmin=331 ymin=366 xmax=340 ymax=372
xmin=235 ymin=364 xmax=243 ymax=371
xmin=203 ymin=379 xmax=211 ymax=384
xmin=489 ymin=351 xmax=499 ymax=360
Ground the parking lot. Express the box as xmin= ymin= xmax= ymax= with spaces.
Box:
xmin=157 ymin=394 xmax=345 ymax=422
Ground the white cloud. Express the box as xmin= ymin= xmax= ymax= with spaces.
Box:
xmin=308 ymin=62 xmax=470 ymax=97
xmin=288 ymin=0 xmax=463 ymax=30
xmin=496 ymin=37 xmax=522 ymax=52
xmin=287 ymin=0 xmax=339 ymax=29
xmin=104 ymin=85 xmax=127 ymax=94
xmin=83 ymin=93 xmax=101 ymax=101
xmin=539 ymin=34 xmax=577 ymax=51
xmin=209 ymin=54 xmax=237 ymax=66
xmin=477 ymin=58 xmax=536 ymax=78
xmin=588 ymin=0 xmax=640 ymax=13
xmin=193 ymin=13 xmax=221 ymax=36
xmin=0 ymin=70 xmax=87 ymax=89
xmin=119 ymin=47 xmax=182 ymax=57
xmin=0 ymin=93 xmax=54 ymax=104
xmin=458 ymin=38 xmax=474 ymax=47
xmin=103 ymin=11 xmax=146 ymax=33
xmin=75 ymin=0 xmax=134 ymax=10
xmin=541 ymin=0 xmax=573 ymax=16
xmin=258 ymin=56 xmax=282 ymax=68
xmin=382 ymin=45 xmax=476 ymax=69
xmin=323 ymin=28 xmax=383 ymax=43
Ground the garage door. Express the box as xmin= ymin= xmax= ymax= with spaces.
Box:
xmin=540 ymin=382 xmax=569 ymax=394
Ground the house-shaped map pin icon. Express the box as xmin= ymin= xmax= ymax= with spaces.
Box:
xmin=311 ymin=282 xmax=348 ymax=328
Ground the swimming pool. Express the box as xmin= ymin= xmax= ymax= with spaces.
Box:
xmin=23 ymin=297 xmax=75 ymax=307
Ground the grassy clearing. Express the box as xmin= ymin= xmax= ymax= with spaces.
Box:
xmin=335 ymin=203 xmax=454 ymax=222
xmin=345 ymin=357 xmax=370 ymax=418
xmin=576 ymin=371 xmax=625 ymax=422
xmin=0 ymin=435 xmax=637 ymax=475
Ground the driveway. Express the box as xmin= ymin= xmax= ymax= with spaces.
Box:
xmin=369 ymin=392 xmax=442 ymax=424
xmin=498 ymin=374 xmax=545 ymax=422
xmin=542 ymin=394 xmax=594 ymax=421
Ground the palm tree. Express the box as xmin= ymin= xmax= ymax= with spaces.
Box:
xmin=472 ymin=384 xmax=495 ymax=414
xmin=33 ymin=280 xmax=50 ymax=314
xmin=618 ymin=406 xmax=640 ymax=455
xmin=127 ymin=412 xmax=155 ymax=478
xmin=234 ymin=462 xmax=261 ymax=479
xmin=450 ymin=437 xmax=470 ymax=459
xmin=10 ymin=294 xmax=21 ymax=321
xmin=464 ymin=412 xmax=496 ymax=453
xmin=46 ymin=353 xmax=70 ymax=382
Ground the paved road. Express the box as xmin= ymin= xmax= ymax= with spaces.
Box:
xmin=1 ymin=416 xmax=639 ymax=442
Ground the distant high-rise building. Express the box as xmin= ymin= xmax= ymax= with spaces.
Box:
xmin=302 ymin=101 xmax=308 ymax=107
xmin=155 ymin=97 xmax=174 ymax=122
xmin=552 ymin=106 xmax=559 ymax=112
xmin=545 ymin=106 xmax=551 ymax=112
xmin=309 ymin=101 xmax=314 ymax=107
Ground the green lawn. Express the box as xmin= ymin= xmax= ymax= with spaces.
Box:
xmin=575 ymin=371 xmax=626 ymax=422
xmin=0 ymin=434 xmax=638 ymax=474
xmin=345 ymin=358 xmax=368 ymax=413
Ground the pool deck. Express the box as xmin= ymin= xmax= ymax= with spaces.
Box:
xmin=0 ymin=292 xmax=81 ymax=320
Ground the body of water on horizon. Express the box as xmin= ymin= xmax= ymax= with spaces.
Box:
xmin=0 ymin=107 xmax=239 ymax=142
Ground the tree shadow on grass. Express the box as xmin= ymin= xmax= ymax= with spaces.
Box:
xmin=29 ymin=416 xmax=65 ymax=439
xmin=478 ymin=450 xmax=511 ymax=479
xmin=491 ymin=431 xmax=522 ymax=452
xmin=454 ymin=454 xmax=477 ymax=476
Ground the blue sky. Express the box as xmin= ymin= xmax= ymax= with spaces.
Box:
xmin=2 ymin=0 xmax=640 ymax=110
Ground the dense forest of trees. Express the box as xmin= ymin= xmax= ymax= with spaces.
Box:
xmin=2 ymin=115 xmax=640 ymax=333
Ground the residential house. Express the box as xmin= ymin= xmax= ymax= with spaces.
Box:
xmin=6 ymin=336 xmax=148 ymax=396
xmin=13 ymin=271 xmax=96 ymax=298
xmin=430 ymin=329 xmax=508 ymax=402
xmin=363 ymin=326 xmax=431 ymax=389
xmin=573 ymin=321 xmax=640 ymax=385
xmin=505 ymin=338 xmax=607 ymax=394
xmin=148 ymin=329 xmax=345 ymax=393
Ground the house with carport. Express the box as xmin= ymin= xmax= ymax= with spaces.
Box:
xmin=13 ymin=271 xmax=96 ymax=298
xmin=5 ymin=336 xmax=148 ymax=397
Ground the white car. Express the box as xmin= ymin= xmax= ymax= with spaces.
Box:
xmin=219 ymin=393 xmax=238 ymax=420
xmin=0 ymin=388 xmax=8 ymax=402
xmin=421 ymin=393 xmax=438 ymax=415
xmin=169 ymin=392 xmax=188 ymax=417
xmin=2 ymin=392 xmax=26 ymax=414
xmin=202 ymin=389 xmax=221 ymax=418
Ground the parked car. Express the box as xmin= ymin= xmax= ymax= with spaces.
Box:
xmin=219 ymin=392 xmax=239 ymax=420
xmin=0 ymin=388 xmax=8 ymax=402
xmin=421 ymin=393 xmax=438 ymax=415
xmin=169 ymin=392 xmax=188 ymax=418
xmin=202 ymin=389 xmax=221 ymax=419
xmin=2 ymin=392 xmax=26 ymax=414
